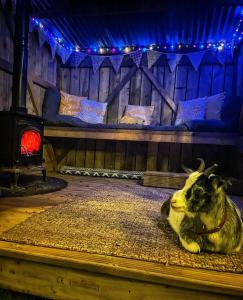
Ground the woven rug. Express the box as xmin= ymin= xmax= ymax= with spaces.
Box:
xmin=1 ymin=180 xmax=242 ymax=273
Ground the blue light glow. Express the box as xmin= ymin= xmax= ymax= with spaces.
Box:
xmin=30 ymin=10 xmax=243 ymax=57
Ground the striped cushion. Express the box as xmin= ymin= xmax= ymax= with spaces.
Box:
xmin=59 ymin=90 xmax=87 ymax=116
xmin=76 ymin=99 xmax=107 ymax=124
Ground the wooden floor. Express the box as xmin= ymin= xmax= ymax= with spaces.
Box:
xmin=0 ymin=174 xmax=243 ymax=300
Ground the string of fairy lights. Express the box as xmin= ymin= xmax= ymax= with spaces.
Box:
xmin=30 ymin=9 xmax=243 ymax=55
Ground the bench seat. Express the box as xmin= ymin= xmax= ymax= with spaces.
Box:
xmin=44 ymin=125 xmax=240 ymax=145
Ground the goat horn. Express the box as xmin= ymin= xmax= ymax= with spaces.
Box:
xmin=197 ymin=158 xmax=205 ymax=172
xmin=181 ymin=164 xmax=193 ymax=174
xmin=204 ymin=164 xmax=218 ymax=177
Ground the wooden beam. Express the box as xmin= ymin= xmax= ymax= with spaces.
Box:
xmin=105 ymin=66 xmax=137 ymax=104
xmin=141 ymin=66 xmax=177 ymax=112
xmin=44 ymin=126 xmax=239 ymax=145
xmin=27 ymin=75 xmax=41 ymax=116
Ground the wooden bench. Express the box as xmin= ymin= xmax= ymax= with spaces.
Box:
xmin=44 ymin=126 xmax=241 ymax=146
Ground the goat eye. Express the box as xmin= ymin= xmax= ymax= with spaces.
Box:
xmin=194 ymin=190 xmax=200 ymax=197
xmin=186 ymin=188 xmax=192 ymax=198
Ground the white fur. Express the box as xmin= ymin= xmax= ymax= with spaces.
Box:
xmin=168 ymin=171 xmax=201 ymax=234
xmin=167 ymin=207 xmax=184 ymax=235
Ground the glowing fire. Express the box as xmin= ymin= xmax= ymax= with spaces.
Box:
xmin=20 ymin=130 xmax=41 ymax=156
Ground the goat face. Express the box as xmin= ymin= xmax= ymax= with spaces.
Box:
xmin=170 ymin=171 xmax=203 ymax=214
xmin=171 ymin=160 xmax=223 ymax=215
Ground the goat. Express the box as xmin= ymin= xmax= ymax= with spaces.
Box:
xmin=161 ymin=159 xmax=243 ymax=254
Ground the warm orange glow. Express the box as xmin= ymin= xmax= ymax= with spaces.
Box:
xmin=20 ymin=130 xmax=41 ymax=155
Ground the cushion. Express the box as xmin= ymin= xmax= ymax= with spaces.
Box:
xmin=205 ymin=92 xmax=225 ymax=120
xmin=175 ymin=98 xmax=206 ymax=125
xmin=75 ymin=99 xmax=107 ymax=124
xmin=44 ymin=118 xmax=188 ymax=131
xmin=119 ymin=105 xmax=155 ymax=125
xmin=42 ymin=87 xmax=61 ymax=117
xmin=221 ymin=95 xmax=243 ymax=131
xmin=184 ymin=120 xmax=227 ymax=132
xmin=59 ymin=90 xmax=87 ymax=116
xmin=44 ymin=114 xmax=89 ymax=127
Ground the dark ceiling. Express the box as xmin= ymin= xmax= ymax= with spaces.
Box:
xmin=31 ymin=0 xmax=243 ymax=50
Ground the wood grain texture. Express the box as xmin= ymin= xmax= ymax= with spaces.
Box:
xmin=44 ymin=126 xmax=240 ymax=145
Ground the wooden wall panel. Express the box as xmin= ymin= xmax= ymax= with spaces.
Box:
xmin=0 ymin=10 xmax=13 ymax=110
xmin=0 ymin=23 xmax=58 ymax=115
xmin=55 ymin=59 xmax=236 ymax=173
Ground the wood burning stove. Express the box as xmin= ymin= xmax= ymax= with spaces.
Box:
xmin=0 ymin=111 xmax=44 ymax=168
xmin=0 ymin=0 xmax=46 ymax=187
xmin=0 ymin=111 xmax=46 ymax=186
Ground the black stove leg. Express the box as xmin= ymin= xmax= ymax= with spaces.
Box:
xmin=11 ymin=172 xmax=19 ymax=188
xmin=42 ymin=169 xmax=46 ymax=182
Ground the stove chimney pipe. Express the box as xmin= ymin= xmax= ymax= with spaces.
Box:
xmin=11 ymin=0 xmax=30 ymax=113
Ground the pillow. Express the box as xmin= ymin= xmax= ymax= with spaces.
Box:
xmin=59 ymin=90 xmax=87 ymax=116
xmin=205 ymin=92 xmax=225 ymax=120
xmin=119 ymin=105 xmax=155 ymax=125
xmin=75 ymin=99 xmax=107 ymax=124
xmin=183 ymin=120 xmax=227 ymax=132
xmin=175 ymin=98 xmax=206 ymax=125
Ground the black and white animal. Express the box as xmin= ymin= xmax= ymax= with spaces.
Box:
xmin=161 ymin=159 xmax=243 ymax=254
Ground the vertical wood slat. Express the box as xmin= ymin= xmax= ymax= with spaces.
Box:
xmin=95 ymin=68 xmax=110 ymax=168
xmin=107 ymin=68 xmax=121 ymax=124
xmin=163 ymin=66 xmax=174 ymax=125
xmin=186 ymin=66 xmax=200 ymax=99
xmin=198 ymin=65 xmax=213 ymax=96
xmin=67 ymin=68 xmax=80 ymax=167
xmin=70 ymin=68 xmax=80 ymax=95
xmin=76 ymin=68 xmax=90 ymax=167
xmin=116 ymin=68 xmax=132 ymax=171
xmin=146 ymin=142 xmax=158 ymax=171
xmin=86 ymin=69 xmax=100 ymax=169
xmin=105 ymin=68 xmax=121 ymax=170
xmin=79 ymin=68 xmax=90 ymax=97
xmin=151 ymin=66 xmax=162 ymax=125
xmin=212 ymin=65 xmax=224 ymax=94
xmin=129 ymin=69 xmax=141 ymax=105
xmin=224 ymin=64 xmax=234 ymax=95
xmin=146 ymin=66 xmax=162 ymax=171
xmin=118 ymin=67 xmax=131 ymax=119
